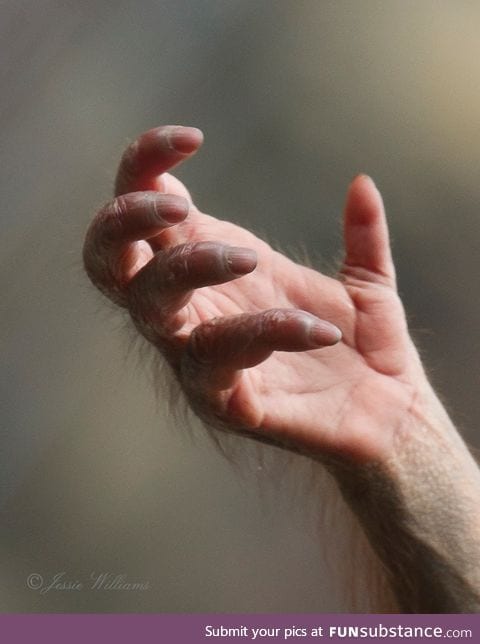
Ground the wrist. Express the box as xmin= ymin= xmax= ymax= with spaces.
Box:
xmin=326 ymin=388 xmax=480 ymax=613
xmin=390 ymin=378 xmax=480 ymax=480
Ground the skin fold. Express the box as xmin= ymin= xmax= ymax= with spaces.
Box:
xmin=84 ymin=125 xmax=480 ymax=613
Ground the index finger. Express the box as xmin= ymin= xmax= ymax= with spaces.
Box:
xmin=115 ymin=125 xmax=204 ymax=196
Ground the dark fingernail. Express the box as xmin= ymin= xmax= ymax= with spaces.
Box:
xmin=166 ymin=126 xmax=204 ymax=153
xmin=309 ymin=320 xmax=342 ymax=346
xmin=155 ymin=195 xmax=190 ymax=224
xmin=224 ymin=247 xmax=257 ymax=275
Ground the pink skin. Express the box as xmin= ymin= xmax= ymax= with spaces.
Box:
xmin=83 ymin=125 xmax=426 ymax=463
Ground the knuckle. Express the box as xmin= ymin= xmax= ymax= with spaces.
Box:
xmin=187 ymin=321 xmax=219 ymax=365
xmin=111 ymin=194 xmax=128 ymax=224
xmin=83 ymin=206 xmax=113 ymax=271
xmin=116 ymin=140 xmax=140 ymax=191
xmin=166 ymin=242 xmax=202 ymax=282
xmin=82 ymin=235 xmax=98 ymax=281
xmin=99 ymin=195 xmax=129 ymax=244
xmin=141 ymin=191 xmax=166 ymax=226
xmin=340 ymin=263 xmax=395 ymax=287
xmin=262 ymin=309 xmax=288 ymax=334
xmin=82 ymin=203 xmax=128 ymax=304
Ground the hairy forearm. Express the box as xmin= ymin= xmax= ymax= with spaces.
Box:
xmin=328 ymin=389 xmax=480 ymax=613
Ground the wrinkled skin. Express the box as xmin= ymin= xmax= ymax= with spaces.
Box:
xmin=84 ymin=126 xmax=426 ymax=463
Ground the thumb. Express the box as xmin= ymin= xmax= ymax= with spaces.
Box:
xmin=342 ymin=175 xmax=396 ymax=288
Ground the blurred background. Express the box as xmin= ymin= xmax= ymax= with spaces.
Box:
xmin=1 ymin=0 xmax=480 ymax=612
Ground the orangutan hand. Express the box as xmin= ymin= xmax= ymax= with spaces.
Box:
xmin=83 ymin=126 xmax=430 ymax=462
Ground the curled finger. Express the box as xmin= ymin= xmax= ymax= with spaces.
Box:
xmin=127 ymin=242 xmax=258 ymax=340
xmin=83 ymin=191 xmax=190 ymax=304
xmin=115 ymin=125 xmax=204 ymax=196
xmin=182 ymin=309 xmax=342 ymax=391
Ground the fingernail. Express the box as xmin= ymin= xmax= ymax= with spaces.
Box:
xmin=224 ymin=247 xmax=257 ymax=275
xmin=154 ymin=195 xmax=189 ymax=223
xmin=166 ymin=126 xmax=204 ymax=153
xmin=353 ymin=174 xmax=377 ymax=191
xmin=309 ymin=320 xmax=342 ymax=346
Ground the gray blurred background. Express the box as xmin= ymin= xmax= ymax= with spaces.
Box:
xmin=1 ymin=0 xmax=480 ymax=612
